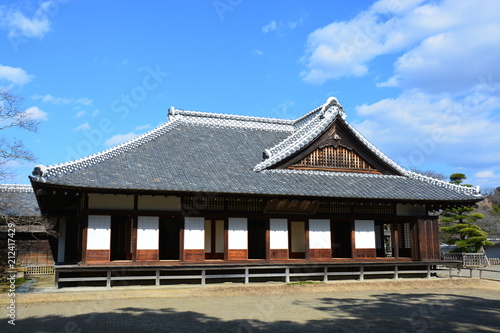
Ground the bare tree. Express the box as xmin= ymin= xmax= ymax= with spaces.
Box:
xmin=0 ymin=186 xmax=57 ymax=237
xmin=408 ymin=167 xmax=447 ymax=180
xmin=0 ymin=89 xmax=38 ymax=180
xmin=0 ymin=90 xmax=56 ymax=238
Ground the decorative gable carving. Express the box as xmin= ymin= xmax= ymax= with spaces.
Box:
xmin=274 ymin=118 xmax=401 ymax=175
xmin=292 ymin=146 xmax=377 ymax=172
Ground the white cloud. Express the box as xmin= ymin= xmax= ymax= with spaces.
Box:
xmin=75 ymin=111 xmax=86 ymax=118
xmin=0 ymin=1 xmax=54 ymax=39
xmin=91 ymin=109 xmax=100 ymax=117
xmin=262 ymin=20 xmax=277 ymax=33
xmin=103 ymin=132 xmax=137 ymax=146
xmin=252 ymin=49 xmax=264 ymax=56
xmin=75 ymin=122 xmax=91 ymax=131
xmin=135 ymin=124 xmax=151 ymax=131
xmin=382 ymin=26 xmax=500 ymax=93
xmin=262 ymin=16 xmax=305 ymax=37
xmin=0 ymin=65 xmax=34 ymax=86
xmin=271 ymin=100 xmax=296 ymax=119
xmin=33 ymin=94 xmax=93 ymax=106
xmin=301 ymin=0 xmax=500 ymax=86
xmin=475 ymin=170 xmax=499 ymax=179
xmin=354 ymin=90 xmax=500 ymax=171
xmin=24 ymin=106 xmax=48 ymax=121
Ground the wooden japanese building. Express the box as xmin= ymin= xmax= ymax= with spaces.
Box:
xmin=29 ymin=98 xmax=481 ymax=286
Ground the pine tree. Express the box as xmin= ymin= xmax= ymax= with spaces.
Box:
xmin=440 ymin=206 xmax=494 ymax=253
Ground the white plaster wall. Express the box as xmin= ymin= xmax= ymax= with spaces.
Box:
xmin=204 ymin=220 xmax=212 ymax=252
xmin=184 ymin=217 xmax=205 ymax=250
xmin=88 ymin=194 xmax=134 ymax=210
xmin=228 ymin=218 xmax=247 ymax=250
xmin=138 ymin=195 xmax=181 ymax=211
xmin=137 ymin=216 xmax=159 ymax=250
xmin=309 ymin=219 xmax=331 ymax=249
xmin=270 ymin=218 xmax=288 ymax=249
xmin=354 ymin=220 xmax=375 ymax=249
xmin=87 ymin=215 xmax=111 ymax=250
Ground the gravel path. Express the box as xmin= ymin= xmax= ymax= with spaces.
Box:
xmin=2 ymin=278 xmax=500 ymax=332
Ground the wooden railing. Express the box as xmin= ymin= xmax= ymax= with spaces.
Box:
xmin=55 ymin=263 xmax=441 ymax=288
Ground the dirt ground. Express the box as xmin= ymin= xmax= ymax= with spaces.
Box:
xmin=1 ymin=278 xmax=500 ymax=332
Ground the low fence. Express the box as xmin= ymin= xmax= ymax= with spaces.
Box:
xmin=441 ymin=253 xmax=490 ymax=267
xmin=55 ymin=263 xmax=445 ymax=288
xmin=489 ymin=258 xmax=500 ymax=265
xmin=25 ymin=265 xmax=55 ymax=276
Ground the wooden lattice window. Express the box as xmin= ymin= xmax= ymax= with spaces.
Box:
xmin=293 ymin=146 xmax=376 ymax=171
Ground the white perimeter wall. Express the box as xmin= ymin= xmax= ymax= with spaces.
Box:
xmin=137 ymin=216 xmax=159 ymax=250
xmin=228 ymin=218 xmax=247 ymax=250
xmin=354 ymin=220 xmax=375 ymax=249
xmin=87 ymin=215 xmax=111 ymax=250
xmin=270 ymin=218 xmax=288 ymax=249
xmin=309 ymin=219 xmax=331 ymax=249
xmin=184 ymin=217 xmax=205 ymax=250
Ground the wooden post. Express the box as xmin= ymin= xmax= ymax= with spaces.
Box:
xmin=244 ymin=268 xmax=249 ymax=284
xmin=54 ymin=270 xmax=59 ymax=288
xmin=285 ymin=267 xmax=290 ymax=283
xmin=359 ymin=266 xmax=364 ymax=281
xmin=427 ymin=265 xmax=431 ymax=279
xmin=201 ymin=269 xmax=206 ymax=286
xmin=392 ymin=223 xmax=399 ymax=259
xmin=106 ymin=270 xmax=111 ymax=288
xmin=394 ymin=265 xmax=399 ymax=280
xmin=323 ymin=267 xmax=328 ymax=283
xmin=156 ymin=269 xmax=160 ymax=286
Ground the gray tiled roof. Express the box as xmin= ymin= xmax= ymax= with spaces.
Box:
xmin=29 ymin=99 xmax=481 ymax=202
xmin=0 ymin=184 xmax=40 ymax=216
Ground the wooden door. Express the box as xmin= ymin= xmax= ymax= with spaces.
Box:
xmin=205 ymin=219 xmax=224 ymax=259
xmin=289 ymin=221 xmax=305 ymax=259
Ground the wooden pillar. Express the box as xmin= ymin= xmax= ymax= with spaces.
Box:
xmin=350 ymin=220 xmax=356 ymax=260
xmin=131 ymin=216 xmax=137 ymax=261
xmin=57 ymin=218 xmax=66 ymax=263
xmin=392 ymin=223 xmax=399 ymax=259
xmin=132 ymin=195 xmax=138 ymax=261
xmin=80 ymin=194 xmax=89 ymax=263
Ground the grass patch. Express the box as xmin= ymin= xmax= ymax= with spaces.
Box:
xmin=0 ymin=277 xmax=29 ymax=293
xmin=287 ymin=281 xmax=325 ymax=286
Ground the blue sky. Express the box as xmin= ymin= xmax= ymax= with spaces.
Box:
xmin=1 ymin=0 xmax=499 ymax=191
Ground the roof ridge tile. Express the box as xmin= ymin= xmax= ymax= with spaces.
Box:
xmin=0 ymin=184 xmax=34 ymax=193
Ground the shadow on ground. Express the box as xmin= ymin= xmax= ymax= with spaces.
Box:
xmin=3 ymin=292 xmax=499 ymax=332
